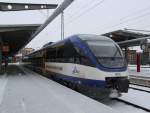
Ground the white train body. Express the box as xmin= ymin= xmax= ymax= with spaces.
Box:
xmin=45 ymin=62 xmax=128 ymax=82
xmin=23 ymin=34 xmax=129 ymax=98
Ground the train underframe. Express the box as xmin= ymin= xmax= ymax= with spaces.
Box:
xmin=52 ymin=76 xmax=129 ymax=99
xmin=44 ymin=70 xmax=129 ymax=99
xmin=25 ymin=65 xmax=129 ymax=99
xmin=105 ymin=77 xmax=129 ymax=98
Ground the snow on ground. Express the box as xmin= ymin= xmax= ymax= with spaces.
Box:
xmin=0 ymin=74 xmax=8 ymax=105
xmin=128 ymin=65 xmax=150 ymax=77
xmin=102 ymin=99 xmax=148 ymax=113
xmin=0 ymin=65 xmax=119 ymax=113
xmin=119 ymin=88 xmax=150 ymax=110
xmin=130 ymin=84 xmax=150 ymax=92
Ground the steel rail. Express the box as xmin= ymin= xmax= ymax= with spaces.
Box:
xmin=114 ymin=98 xmax=150 ymax=112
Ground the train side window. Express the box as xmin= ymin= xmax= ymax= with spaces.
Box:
xmin=46 ymin=48 xmax=57 ymax=62
xmin=56 ymin=46 xmax=65 ymax=62
xmin=63 ymin=42 xmax=76 ymax=63
xmin=74 ymin=47 xmax=94 ymax=67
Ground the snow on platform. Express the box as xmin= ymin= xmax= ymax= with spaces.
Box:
xmin=119 ymin=88 xmax=150 ymax=110
xmin=0 ymin=65 xmax=119 ymax=113
xmin=102 ymin=99 xmax=148 ymax=113
xmin=128 ymin=65 xmax=150 ymax=77
xmin=130 ymin=84 xmax=150 ymax=92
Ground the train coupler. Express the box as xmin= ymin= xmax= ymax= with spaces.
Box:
xmin=106 ymin=77 xmax=129 ymax=93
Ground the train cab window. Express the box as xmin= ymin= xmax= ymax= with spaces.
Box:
xmin=85 ymin=40 xmax=125 ymax=68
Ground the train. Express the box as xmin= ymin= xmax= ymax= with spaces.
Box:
xmin=22 ymin=34 xmax=129 ymax=98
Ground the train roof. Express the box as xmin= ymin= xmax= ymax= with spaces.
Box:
xmin=26 ymin=34 xmax=114 ymax=57
xmin=41 ymin=34 xmax=114 ymax=50
xmin=77 ymin=34 xmax=114 ymax=42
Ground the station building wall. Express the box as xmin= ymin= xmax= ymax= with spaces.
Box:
xmin=123 ymin=49 xmax=150 ymax=65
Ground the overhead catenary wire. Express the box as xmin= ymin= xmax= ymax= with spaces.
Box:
xmin=37 ymin=0 xmax=150 ymax=39
xmin=66 ymin=0 xmax=150 ymax=29
xmin=30 ymin=0 xmax=74 ymax=42
xmin=137 ymin=19 xmax=150 ymax=30
xmin=119 ymin=5 xmax=150 ymax=22
xmin=66 ymin=0 xmax=106 ymax=25
xmin=44 ymin=0 xmax=150 ymax=36
xmin=97 ymin=10 xmax=150 ymax=33
xmin=47 ymin=0 xmax=103 ymax=38
xmin=64 ymin=0 xmax=96 ymax=21
xmin=92 ymin=3 xmax=150 ymax=33
xmin=123 ymin=15 xmax=150 ymax=29
xmin=65 ymin=1 xmax=150 ymax=34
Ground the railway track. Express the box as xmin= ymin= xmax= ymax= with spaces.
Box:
xmin=129 ymin=75 xmax=150 ymax=87
xmin=114 ymin=87 xmax=150 ymax=113
xmin=114 ymin=98 xmax=150 ymax=112
xmin=100 ymin=85 xmax=150 ymax=113
xmin=24 ymin=65 xmax=150 ymax=113
xmin=129 ymin=86 xmax=150 ymax=93
xmin=101 ymin=98 xmax=149 ymax=113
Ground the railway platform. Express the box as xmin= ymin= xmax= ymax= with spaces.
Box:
xmin=128 ymin=65 xmax=150 ymax=77
xmin=0 ymin=64 xmax=118 ymax=113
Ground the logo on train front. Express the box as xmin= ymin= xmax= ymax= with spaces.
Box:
xmin=72 ymin=66 xmax=80 ymax=74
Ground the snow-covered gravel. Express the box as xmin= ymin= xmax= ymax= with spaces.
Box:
xmin=130 ymin=84 xmax=150 ymax=92
xmin=119 ymin=89 xmax=150 ymax=110
xmin=102 ymin=99 xmax=149 ymax=113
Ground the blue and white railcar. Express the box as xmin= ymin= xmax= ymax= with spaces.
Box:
xmin=43 ymin=34 xmax=129 ymax=97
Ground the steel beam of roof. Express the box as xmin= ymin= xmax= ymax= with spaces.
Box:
xmin=30 ymin=0 xmax=74 ymax=40
xmin=0 ymin=2 xmax=57 ymax=11
xmin=118 ymin=36 xmax=150 ymax=47
xmin=0 ymin=0 xmax=74 ymax=57
xmin=0 ymin=24 xmax=41 ymax=57
xmin=103 ymin=30 xmax=150 ymax=46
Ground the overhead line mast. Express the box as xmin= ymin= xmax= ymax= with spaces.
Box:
xmin=30 ymin=0 xmax=74 ymax=41
xmin=61 ymin=11 xmax=64 ymax=40
xmin=0 ymin=0 xmax=74 ymax=47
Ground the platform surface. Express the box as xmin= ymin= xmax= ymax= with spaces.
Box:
xmin=0 ymin=64 xmax=118 ymax=113
xmin=128 ymin=65 xmax=150 ymax=77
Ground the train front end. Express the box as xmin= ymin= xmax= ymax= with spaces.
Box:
xmin=79 ymin=35 xmax=129 ymax=98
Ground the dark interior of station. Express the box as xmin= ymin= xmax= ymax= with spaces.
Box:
xmin=0 ymin=2 xmax=58 ymax=68
xmin=0 ymin=24 xmax=41 ymax=66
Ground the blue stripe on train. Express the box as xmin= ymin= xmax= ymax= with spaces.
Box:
xmin=53 ymin=73 xmax=107 ymax=88
xmin=70 ymin=35 xmax=127 ymax=72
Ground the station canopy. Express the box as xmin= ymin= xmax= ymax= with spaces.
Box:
xmin=102 ymin=30 xmax=150 ymax=47
xmin=0 ymin=24 xmax=41 ymax=57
